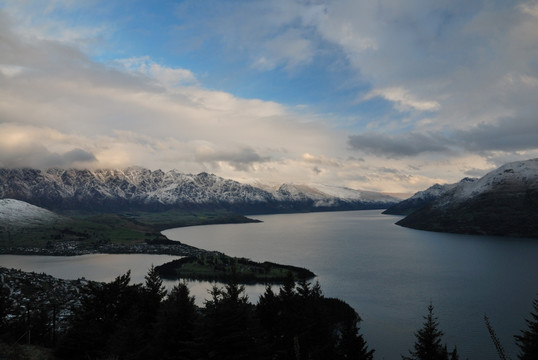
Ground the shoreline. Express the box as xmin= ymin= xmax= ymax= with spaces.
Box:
xmin=0 ymin=219 xmax=317 ymax=284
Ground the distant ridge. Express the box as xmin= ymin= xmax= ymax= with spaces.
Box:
xmin=390 ymin=158 xmax=538 ymax=238
xmin=0 ymin=167 xmax=399 ymax=214
xmin=382 ymin=178 xmax=477 ymax=215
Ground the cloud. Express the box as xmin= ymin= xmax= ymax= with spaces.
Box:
xmin=194 ymin=146 xmax=271 ymax=171
xmin=519 ymin=2 xmax=538 ymax=17
xmin=174 ymin=0 xmax=322 ymax=73
xmin=456 ymin=117 xmax=538 ymax=153
xmin=348 ymin=114 xmax=538 ymax=159
xmin=0 ymin=123 xmax=97 ymax=168
xmin=363 ymin=87 xmax=440 ymax=112
xmin=0 ymin=144 xmax=97 ymax=169
xmin=61 ymin=148 xmax=97 ymax=163
xmin=114 ymin=57 xmax=198 ymax=87
xmin=463 ymin=168 xmax=488 ymax=178
xmin=301 ymin=153 xmax=341 ymax=167
xmin=252 ymin=28 xmax=315 ymax=71
xmin=168 ymin=0 xmax=538 ymax=136
xmin=348 ymin=132 xmax=452 ymax=158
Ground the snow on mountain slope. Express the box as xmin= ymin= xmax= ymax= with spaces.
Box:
xmin=0 ymin=199 xmax=65 ymax=228
xmin=382 ymin=178 xmax=477 ymax=215
xmin=254 ymin=182 xmax=399 ymax=206
xmin=395 ymin=158 xmax=538 ymax=238
xmin=0 ymin=168 xmax=398 ymax=212
xmin=0 ymin=168 xmax=272 ymax=208
xmin=450 ymin=158 xmax=538 ymax=202
xmin=388 ymin=159 xmax=538 ymax=215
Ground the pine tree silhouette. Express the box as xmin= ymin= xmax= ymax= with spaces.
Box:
xmin=515 ymin=295 xmax=538 ymax=360
xmin=403 ymin=302 xmax=458 ymax=360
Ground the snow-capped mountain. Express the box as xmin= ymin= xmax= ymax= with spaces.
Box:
xmin=257 ymin=182 xmax=398 ymax=208
xmin=0 ymin=167 xmax=398 ymax=213
xmin=394 ymin=158 xmax=538 ymax=238
xmin=0 ymin=199 xmax=65 ymax=228
xmin=383 ymin=178 xmax=477 ymax=215
xmin=447 ymin=159 xmax=538 ymax=203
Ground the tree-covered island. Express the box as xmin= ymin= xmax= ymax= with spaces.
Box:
xmin=155 ymin=253 xmax=315 ymax=283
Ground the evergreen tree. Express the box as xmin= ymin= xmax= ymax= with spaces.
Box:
xmin=144 ymin=264 xmax=167 ymax=305
xmin=56 ymin=271 xmax=139 ymax=359
xmin=202 ymin=269 xmax=267 ymax=359
xmin=150 ymin=282 xmax=199 ymax=360
xmin=515 ymin=295 xmax=538 ymax=360
xmin=297 ymin=278 xmax=312 ymax=298
xmin=109 ymin=266 xmax=168 ymax=359
xmin=337 ymin=306 xmax=375 ymax=360
xmin=257 ymin=278 xmax=374 ymax=360
xmin=450 ymin=346 xmax=459 ymax=360
xmin=403 ymin=302 xmax=457 ymax=360
xmin=280 ymin=271 xmax=296 ymax=300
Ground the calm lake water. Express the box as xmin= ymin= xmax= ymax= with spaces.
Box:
xmin=1 ymin=210 xmax=537 ymax=359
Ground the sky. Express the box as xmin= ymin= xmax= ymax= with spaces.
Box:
xmin=1 ymin=0 xmax=538 ymax=194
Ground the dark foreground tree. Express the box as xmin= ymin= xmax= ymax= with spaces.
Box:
xmin=108 ymin=265 xmax=169 ymax=358
xmin=55 ymin=271 xmax=139 ymax=359
xmin=257 ymin=272 xmax=374 ymax=360
xmin=337 ymin=304 xmax=375 ymax=360
xmin=403 ymin=302 xmax=458 ymax=360
xmin=201 ymin=269 xmax=269 ymax=360
xmin=515 ymin=295 xmax=538 ymax=360
xmin=52 ymin=267 xmax=373 ymax=360
xmin=149 ymin=282 xmax=199 ymax=359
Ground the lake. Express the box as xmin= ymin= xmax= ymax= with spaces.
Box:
xmin=2 ymin=210 xmax=537 ymax=359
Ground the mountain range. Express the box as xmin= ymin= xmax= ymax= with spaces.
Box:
xmin=0 ymin=167 xmax=398 ymax=214
xmin=385 ymin=158 xmax=538 ymax=238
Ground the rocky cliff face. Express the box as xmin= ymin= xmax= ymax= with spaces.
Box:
xmin=393 ymin=158 xmax=538 ymax=238
xmin=0 ymin=167 xmax=398 ymax=213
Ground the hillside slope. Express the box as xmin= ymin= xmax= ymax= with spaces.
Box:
xmin=395 ymin=159 xmax=538 ymax=238
xmin=382 ymin=178 xmax=476 ymax=215
xmin=0 ymin=199 xmax=65 ymax=228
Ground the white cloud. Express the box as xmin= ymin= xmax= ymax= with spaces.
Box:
xmin=0 ymin=65 xmax=26 ymax=78
xmin=114 ymin=57 xmax=198 ymax=87
xmin=363 ymin=87 xmax=441 ymax=112
xmin=253 ymin=28 xmax=315 ymax=71
xmin=519 ymin=2 xmax=538 ymax=17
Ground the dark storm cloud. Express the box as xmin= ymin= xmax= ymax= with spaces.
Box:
xmin=61 ymin=148 xmax=98 ymax=164
xmin=456 ymin=117 xmax=538 ymax=152
xmin=347 ymin=132 xmax=452 ymax=158
xmin=349 ymin=115 xmax=538 ymax=159
xmin=0 ymin=145 xmax=97 ymax=169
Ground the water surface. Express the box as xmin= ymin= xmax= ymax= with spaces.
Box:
xmin=163 ymin=210 xmax=538 ymax=360
xmin=2 ymin=210 xmax=537 ymax=359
